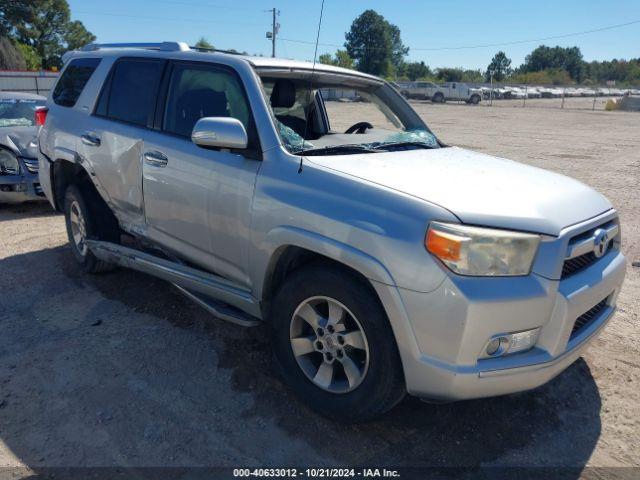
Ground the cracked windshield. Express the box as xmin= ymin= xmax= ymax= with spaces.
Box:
xmin=0 ymin=97 xmax=46 ymax=128
xmin=261 ymin=77 xmax=439 ymax=155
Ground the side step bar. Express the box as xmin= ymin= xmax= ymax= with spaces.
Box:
xmin=86 ymin=240 xmax=262 ymax=323
xmin=172 ymin=285 xmax=260 ymax=327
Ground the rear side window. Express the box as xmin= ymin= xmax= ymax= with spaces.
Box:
xmin=52 ymin=58 xmax=101 ymax=107
xmin=96 ymin=58 xmax=164 ymax=127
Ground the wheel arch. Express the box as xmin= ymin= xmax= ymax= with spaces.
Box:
xmin=51 ymin=157 xmax=118 ymax=237
xmin=51 ymin=158 xmax=91 ymax=211
xmin=260 ymin=226 xmax=395 ymax=318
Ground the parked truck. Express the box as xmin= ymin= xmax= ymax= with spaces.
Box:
xmin=400 ymin=81 xmax=482 ymax=104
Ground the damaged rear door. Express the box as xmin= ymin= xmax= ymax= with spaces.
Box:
xmin=80 ymin=57 xmax=166 ymax=230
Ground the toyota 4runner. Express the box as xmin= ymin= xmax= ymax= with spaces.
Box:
xmin=38 ymin=42 xmax=626 ymax=422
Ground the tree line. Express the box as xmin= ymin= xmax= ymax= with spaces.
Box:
xmin=0 ymin=4 xmax=638 ymax=86
xmin=321 ymin=9 xmax=640 ymax=86
xmin=0 ymin=0 xmax=95 ymax=70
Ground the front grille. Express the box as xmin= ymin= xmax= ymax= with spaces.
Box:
xmin=561 ymin=223 xmax=615 ymax=279
xmin=562 ymin=252 xmax=597 ymax=278
xmin=22 ymin=158 xmax=39 ymax=174
xmin=571 ymin=298 xmax=608 ymax=338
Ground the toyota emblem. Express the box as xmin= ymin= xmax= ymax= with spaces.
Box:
xmin=593 ymin=228 xmax=610 ymax=258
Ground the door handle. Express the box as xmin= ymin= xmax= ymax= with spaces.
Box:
xmin=80 ymin=132 xmax=101 ymax=147
xmin=144 ymin=150 xmax=168 ymax=167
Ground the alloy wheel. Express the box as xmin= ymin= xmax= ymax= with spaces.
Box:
xmin=289 ymin=296 xmax=370 ymax=394
xmin=69 ymin=200 xmax=88 ymax=256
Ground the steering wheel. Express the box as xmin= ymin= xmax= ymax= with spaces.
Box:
xmin=345 ymin=122 xmax=373 ymax=134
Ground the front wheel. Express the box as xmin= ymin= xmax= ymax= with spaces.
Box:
xmin=270 ymin=264 xmax=406 ymax=422
xmin=432 ymin=92 xmax=445 ymax=103
xmin=469 ymin=94 xmax=481 ymax=104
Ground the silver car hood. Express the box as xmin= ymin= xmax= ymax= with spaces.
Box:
xmin=0 ymin=126 xmax=40 ymax=159
xmin=308 ymin=146 xmax=612 ymax=235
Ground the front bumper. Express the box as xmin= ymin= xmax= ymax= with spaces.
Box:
xmin=0 ymin=159 xmax=43 ymax=203
xmin=375 ymin=211 xmax=627 ymax=401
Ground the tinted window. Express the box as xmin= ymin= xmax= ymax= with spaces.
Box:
xmin=52 ymin=58 xmax=101 ymax=107
xmin=163 ymin=63 xmax=250 ymax=138
xmin=100 ymin=59 xmax=164 ymax=127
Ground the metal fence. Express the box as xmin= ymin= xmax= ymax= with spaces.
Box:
xmin=397 ymin=81 xmax=640 ymax=111
xmin=0 ymin=71 xmax=59 ymax=96
xmin=475 ymin=83 xmax=639 ymax=111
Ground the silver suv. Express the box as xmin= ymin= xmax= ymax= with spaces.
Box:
xmin=38 ymin=42 xmax=626 ymax=422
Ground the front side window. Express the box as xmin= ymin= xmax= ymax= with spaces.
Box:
xmin=53 ymin=58 xmax=101 ymax=107
xmin=98 ymin=58 xmax=164 ymax=127
xmin=260 ymin=75 xmax=439 ymax=155
xmin=0 ymin=97 xmax=46 ymax=127
xmin=163 ymin=63 xmax=251 ymax=138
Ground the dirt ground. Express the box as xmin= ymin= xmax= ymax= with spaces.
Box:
xmin=0 ymin=102 xmax=638 ymax=476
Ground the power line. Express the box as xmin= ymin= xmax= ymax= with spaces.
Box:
xmin=414 ymin=19 xmax=640 ymax=51
xmin=120 ymin=0 xmax=259 ymax=10
xmin=279 ymin=18 xmax=640 ymax=52
xmin=75 ymin=10 xmax=266 ymax=27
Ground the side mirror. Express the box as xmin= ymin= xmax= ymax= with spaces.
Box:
xmin=191 ymin=117 xmax=248 ymax=150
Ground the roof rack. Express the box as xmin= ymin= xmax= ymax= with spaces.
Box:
xmin=189 ymin=45 xmax=243 ymax=55
xmin=80 ymin=42 xmax=191 ymax=52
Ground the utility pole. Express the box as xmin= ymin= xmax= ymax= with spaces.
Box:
xmin=489 ymin=70 xmax=494 ymax=107
xmin=265 ymin=8 xmax=280 ymax=58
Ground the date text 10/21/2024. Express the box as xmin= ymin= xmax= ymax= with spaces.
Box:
xmin=232 ymin=468 xmax=401 ymax=478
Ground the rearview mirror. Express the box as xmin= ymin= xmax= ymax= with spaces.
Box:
xmin=191 ymin=117 xmax=248 ymax=150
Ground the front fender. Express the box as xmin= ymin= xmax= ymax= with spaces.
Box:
xmin=264 ymin=226 xmax=396 ymax=286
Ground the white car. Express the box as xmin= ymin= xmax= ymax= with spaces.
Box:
xmin=525 ymin=87 xmax=542 ymax=98
xmin=505 ymin=87 xmax=527 ymax=99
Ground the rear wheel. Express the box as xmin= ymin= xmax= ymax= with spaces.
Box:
xmin=270 ymin=264 xmax=406 ymax=422
xmin=64 ymin=185 xmax=118 ymax=273
xmin=432 ymin=92 xmax=445 ymax=103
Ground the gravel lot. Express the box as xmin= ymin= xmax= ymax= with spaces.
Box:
xmin=0 ymin=103 xmax=638 ymax=475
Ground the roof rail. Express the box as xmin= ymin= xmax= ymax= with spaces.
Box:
xmin=190 ymin=45 xmax=243 ymax=55
xmin=80 ymin=42 xmax=191 ymax=52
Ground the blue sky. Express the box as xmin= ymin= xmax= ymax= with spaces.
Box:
xmin=67 ymin=0 xmax=640 ymax=70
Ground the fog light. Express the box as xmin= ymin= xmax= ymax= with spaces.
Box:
xmin=509 ymin=328 xmax=540 ymax=354
xmin=481 ymin=328 xmax=539 ymax=359
xmin=485 ymin=337 xmax=503 ymax=356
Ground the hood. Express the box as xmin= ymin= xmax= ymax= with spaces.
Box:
xmin=0 ymin=126 xmax=40 ymax=159
xmin=308 ymin=146 xmax=612 ymax=236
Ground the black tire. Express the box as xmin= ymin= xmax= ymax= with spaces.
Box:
xmin=470 ymin=94 xmax=481 ymax=105
xmin=64 ymin=184 xmax=119 ymax=273
xmin=270 ymin=264 xmax=406 ymax=422
xmin=432 ymin=92 xmax=445 ymax=103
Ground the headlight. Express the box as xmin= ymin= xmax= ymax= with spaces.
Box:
xmin=425 ymin=222 xmax=540 ymax=276
xmin=0 ymin=149 xmax=20 ymax=175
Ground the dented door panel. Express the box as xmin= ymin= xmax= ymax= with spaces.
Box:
xmin=76 ymin=115 xmax=146 ymax=228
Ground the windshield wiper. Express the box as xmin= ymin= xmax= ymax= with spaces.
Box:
xmin=371 ymin=141 xmax=437 ymax=151
xmin=297 ymin=144 xmax=378 ymax=156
